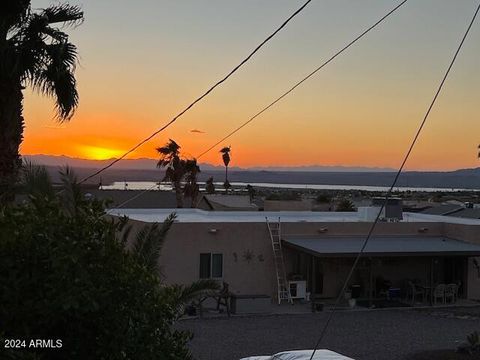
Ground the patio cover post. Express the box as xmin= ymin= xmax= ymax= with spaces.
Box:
xmin=311 ymin=255 xmax=316 ymax=311
xmin=369 ymin=257 xmax=373 ymax=307
xmin=429 ymin=257 xmax=434 ymax=305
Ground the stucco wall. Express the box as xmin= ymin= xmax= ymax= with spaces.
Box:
xmin=124 ymin=218 xmax=480 ymax=300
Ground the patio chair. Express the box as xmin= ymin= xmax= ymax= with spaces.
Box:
xmin=445 ymin=283 xmax=458 ymax=304
xmin=406 ymin=281 xmax=425 ymax=305
xmin=433 ymin=284 xmax=446 ymax=305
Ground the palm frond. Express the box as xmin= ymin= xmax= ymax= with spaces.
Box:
xmin=59 ymin=166 xmax=83 ymax=215
xmin=120 ymin=223 xmax=133 ymax=246
xmin=175 ymin=280 xmax=220 ymax=304
xmin=219 ymin=146 xmax=230 ymax=154
xmin=13 ymin=5 xmax=81 ymax=121
xmin=2 ymin=0 xmax=31 ymax=34
xmin=163 ymin=280 xmax=220 ymax=317
xmin=32 ymin=44 xmax=79 ymax=121
xmin=42 ymin=4 xmax=84 ymax=26
xmin=156 ymin=139 xmax=181 ymax=166
xmin=21 ymin=160 xmax=54 ymax=199
xmin=131 ymin=213 xmax=177 ymax=273
xmin=220 ymin=146 xmax=231 ymax=167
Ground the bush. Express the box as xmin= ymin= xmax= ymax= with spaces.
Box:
xmin=335 ymin=198 xmax=356 ymax=212
xmin=315 ymin=192 xmax=331 ymax=203
xmin=0 ymin=169 xmax=214 ymax=359
xmin=265 ymin=191 xmax=301 ymax=201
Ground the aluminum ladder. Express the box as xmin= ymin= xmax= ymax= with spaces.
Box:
xmin=266 ymin=217 xmax=292 ymax=304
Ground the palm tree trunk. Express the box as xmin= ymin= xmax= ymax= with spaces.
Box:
xmin=0 ymin=79 xmax=24 ymax=205
xmin=225 ymin=166 xmax=228 ymax=194
xmin=190 ymin=186 xmax=198 ymax=208
xmin=174 ymin=181 xmax=183 ymax=208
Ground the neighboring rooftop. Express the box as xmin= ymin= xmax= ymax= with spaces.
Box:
xmin=202 ymin=194 xmax=257 ymax=211
xmin=420 ymin=204 xmax=464 ymax=216
xmin=109 ymin=208 xmax=480 ymax=225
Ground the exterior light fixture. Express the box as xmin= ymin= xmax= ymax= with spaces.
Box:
xmin=208 ymin=229 xmax=218 ymax=234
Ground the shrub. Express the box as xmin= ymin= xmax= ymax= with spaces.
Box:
xmin=0 ymin=166 xmax=216 ymax=359
xmin=335 ymin=198 xmax=356 ymax=212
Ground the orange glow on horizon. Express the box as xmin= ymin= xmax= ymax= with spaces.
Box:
xmin=16 ymin=1 xmax=480 ymax=172
xmin=79 ymin=145 xmax=125 ymax=160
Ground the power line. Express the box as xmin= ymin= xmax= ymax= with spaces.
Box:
xmin=106 ymin=183 xmax=160 ymax=214
xmin=308 ymin=3 xmax=480 ymax=359
xmin=105 ymin=0 xmax=410 ymax=213
xmin=78 ymin=0 xmax=312 ymax=185
xmin=197 ymin=0 xmax=409 ymax=159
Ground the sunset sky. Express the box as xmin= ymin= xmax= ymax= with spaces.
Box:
xmin=22 ymin=0 xmax=480 ymax=170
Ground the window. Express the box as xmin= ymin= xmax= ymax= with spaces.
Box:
xmin=199 ymin=253 xmax=223 ymax=279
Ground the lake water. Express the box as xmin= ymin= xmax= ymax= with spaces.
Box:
xmin=101 ymin=181 xmax=478 ymax=193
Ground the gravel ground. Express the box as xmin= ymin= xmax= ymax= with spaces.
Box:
xmin=177 ymin=308 xmax=480 ymax=360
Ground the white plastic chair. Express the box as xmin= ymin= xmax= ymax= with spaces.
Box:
xmin=445 ymin=283 xmax=458 ymax=304
xmin=433 ymin=284 xmax=446 ymax=305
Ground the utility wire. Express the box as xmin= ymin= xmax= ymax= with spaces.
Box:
xmin=78 ymin=0 xmax=312 ymax=185
xmin=197 ymin=0 xmax=408 ymax=159
xmin=106 ymin=183 xmax=160 ymax=214
xmin=105 ymin=0 xmax=409 ymax=213
xmin=308 ymin=3 xmax=480 ymax=360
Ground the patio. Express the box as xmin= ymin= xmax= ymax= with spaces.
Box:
xmin=281 ymin=235 xmax=480 ymax=309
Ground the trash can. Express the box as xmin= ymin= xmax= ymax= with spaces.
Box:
xmin=351 ymin=285 xmax=361 ymax=299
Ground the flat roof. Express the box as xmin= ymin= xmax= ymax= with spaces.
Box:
xmin=282 ymin=236 xmax=480 ymax=257
xmin=108 ymin=208 xmax=480 ymax=225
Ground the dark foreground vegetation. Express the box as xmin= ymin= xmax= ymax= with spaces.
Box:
xmin=0 ymin=165 xmax=217 ymax=359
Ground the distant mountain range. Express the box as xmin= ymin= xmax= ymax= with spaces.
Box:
xmin=23 ymin=154 xmax=395 ymax=172
xmin=23 ymin=154 xmax=480 ymax=189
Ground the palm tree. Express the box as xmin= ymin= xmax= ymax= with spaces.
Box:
xmin=0 ymin=2 xmax=83 ymax=204
xmin=335 ymin=198 xmax=356 ymax=212
xmin=122 ymin=211 xmax=220 ymax=315
xmin=21 ymin=160 xmax=55 ymax=200
xmin=205 ymin=177 xmax=215 ymax=194
xmin=156 ymin=139 xmax=186 ymax=208
xmin=220 ymin=146 xmax=231 ymax=193
xmin=246 ymin=184 xmax=256 ymax=202
xmin=19 ymin=166 xmax=220 ymax=318
xmin=183 ymin=158 xmax=201 ymax=208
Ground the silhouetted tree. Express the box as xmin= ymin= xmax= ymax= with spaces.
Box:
xmin=156 ymin=140 xmax=202 ymax=208
xmin=246 ymin=184 xmax=256 ymax=202
xmin=205 ymin=177 xmax=215 ymax=194
xmin=183 ymin=158 xmax=201 ymax=208
xmin=220 ymin=146 xmax=231 ymax=193
xmin=0 ymin=2 xmax=83 ymax=204
xmin=335 ymin=198 xmax=356 ymax=212
xmin=156 ymin=140 xmax=185 ymax=208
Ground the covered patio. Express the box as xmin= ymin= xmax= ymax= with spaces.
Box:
xmin=282 ymin=236 xmax=480 ymax=308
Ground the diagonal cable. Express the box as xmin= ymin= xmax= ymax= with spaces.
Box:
xmin=78 ymin=0 xmax=312 ymax=185
xmin=105 ymin=0 xmax=410 ymax=213
xmin=197 ymin=0 xmax=409 ymax=159
xmin=308 ymin=3 xmax=480 ymax=359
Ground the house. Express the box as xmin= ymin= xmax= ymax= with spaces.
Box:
xmin=111 ymin=207 xmax=480 ymax=306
